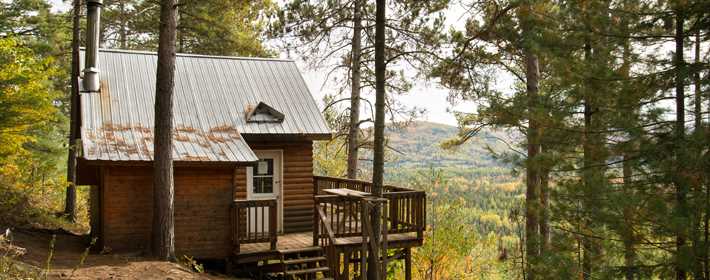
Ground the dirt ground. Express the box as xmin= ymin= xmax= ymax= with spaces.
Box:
xmin=5 ymin=228 xmax=240 ymax=280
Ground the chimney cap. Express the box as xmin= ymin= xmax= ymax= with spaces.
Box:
xmin=87 ymin=0 xmax=103 ymax=5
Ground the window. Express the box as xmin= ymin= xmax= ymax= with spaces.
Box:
xmin=245 ymin=102 xmax=285 ymax=123
xmin=252 ymin=159 xmax=274 ymax=193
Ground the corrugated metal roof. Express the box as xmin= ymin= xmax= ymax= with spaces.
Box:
xmin=79 ymin=49 xmax=332 ymax=162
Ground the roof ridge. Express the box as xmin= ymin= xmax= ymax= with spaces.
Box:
xmin=81 ymin=47 xmax=295 ymax=62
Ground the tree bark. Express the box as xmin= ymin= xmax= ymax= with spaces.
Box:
xmin=64 ymin=0 xmax=82 ymax=223
xmin=524 ymin=46 xmax=540 ymax=280
xmin=119 ymin=0 xmax=127 ymax=49
xmin=674 ymin=9 xmax=688 ymax=280
xmin=152 ymin=0 xmax=178 ymax=261
xmin=693 ymin=30 xmax=703 ymax=130
xmin=582 ymin=36 xmax=604 ymax=280
xmin=346 ymin=0 xmax=363 ymax=180
xmin=620 ymin=12 xmax=637 ymax=278
xmin=520 ymin=3 xmax=541 ymax=278
xmin=623 ymin=152 xmax=637 ymax=280
xmin=539 ymin=165 xmax=550 ymax=253
xmin=691 ymin=29 xmax=707 ymax=280
xmin=369 ymin=0 xmax=386 ymax=278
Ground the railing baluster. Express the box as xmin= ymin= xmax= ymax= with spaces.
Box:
xmin=232 ymin=199 xmax=279 ymax=253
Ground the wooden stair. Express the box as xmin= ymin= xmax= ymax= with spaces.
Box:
xmin=279 ymin=246 xmax=332 ymax=280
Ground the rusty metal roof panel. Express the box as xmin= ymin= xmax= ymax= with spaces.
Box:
xmin=78 ymin=49 xmax=334 ymax=162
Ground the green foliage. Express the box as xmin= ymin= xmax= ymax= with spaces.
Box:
xmin=0 ymin=0 xmax=69 ymax=54
xmin=432 ymin=0 xmax=710 ymax=278
xmin=101 ymin=0 xmax=275 ymax=56
xmin=179 ymin=255 xmax=204 ymax=274
xmin=313 ymin=139 xmax=348 ymax=178
xmin=0 ymin=36 xmax=85 ymax=230
xmin=0 ymin=37 xmax=61 ymax=172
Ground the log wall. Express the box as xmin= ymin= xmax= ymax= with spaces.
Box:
xmin=234 ymin=140 xmax=314 ymax=233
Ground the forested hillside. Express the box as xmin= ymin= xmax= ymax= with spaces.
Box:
xmin=384 ymin=121 xmax=510 ymax=170
xmin=350 ymin=121 xmax=524 ymax=278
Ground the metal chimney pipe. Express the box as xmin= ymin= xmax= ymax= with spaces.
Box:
xmin=83 ymin=0 xmax=103 ymax=92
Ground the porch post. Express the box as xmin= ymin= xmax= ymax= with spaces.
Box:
xmin=313 ymin=197 xmax=319 ymax=246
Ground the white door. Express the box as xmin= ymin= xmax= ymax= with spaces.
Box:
xmin=247 ymin=150 xmax=283 ymax=233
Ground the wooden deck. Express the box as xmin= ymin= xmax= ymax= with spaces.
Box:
xmin=237 ymin=231 xmax=421 ymax=255
xmin=230 ymin=176 xmax=426 ymax=279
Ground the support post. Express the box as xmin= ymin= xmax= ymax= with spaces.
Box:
xmin=314 ymin=199 xmax=320 ymax=246
xmin=404 ymin=247 xmax=412 ymax=280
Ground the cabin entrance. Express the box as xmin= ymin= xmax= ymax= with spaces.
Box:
xmin=247 ymin=150 xmax=283 ymax=233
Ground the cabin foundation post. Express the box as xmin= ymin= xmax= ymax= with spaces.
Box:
xmin=404 ymin=247 xmax=412 ymax=280
xmin=89 ymin=184 xmax=102 ymax=251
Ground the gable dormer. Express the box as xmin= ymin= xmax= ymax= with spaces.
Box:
xmin=246 ymin=102 xmax=285 ymax=123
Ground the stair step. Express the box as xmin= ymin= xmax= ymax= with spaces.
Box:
xmin=285 ymin=266 xmax=329 ymax=275
xmin=283 ymin=256 xmax=327 ymax=265
xmin=279 ymin=246 xmax=322 ymax=255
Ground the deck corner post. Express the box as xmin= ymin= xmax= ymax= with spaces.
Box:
xmin=270 ymin=199 xmax=277 ymax=250
xmin=313 ymin=198 xmax=320 ymax=246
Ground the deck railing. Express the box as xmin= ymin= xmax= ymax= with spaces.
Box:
xmin=315 ymin=202 xmax=340 ymax=276
xmin=313 ymin=175 xmax=413 ymax=195
xmin=232 ymin=199 xmax=277 ymax=254
xmin=313 ymin=176 xmax=426 ymax=241
xmin=313 ymin=194 xmax=363 ymax=246
xmin=384 ymin=191 xmax=426 ymax=239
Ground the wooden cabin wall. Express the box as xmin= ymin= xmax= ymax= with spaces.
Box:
xmin=234 ymin=140 xmax=314 ymax=233
xmin=101 ymin=165 xmax=235 ymax=259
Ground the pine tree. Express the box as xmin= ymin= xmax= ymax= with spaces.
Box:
xmin=152 ymin=0 xmax=178 ymax=260
xmin=275 ymin=0 xmax=447 ymax=179
xmin=370 ymin=0 xmax=386 ymax=277
xmin=64 ymin=0 xmax=82 ymax=223
xmin=99 ymin=0 xmax=273 ymax=56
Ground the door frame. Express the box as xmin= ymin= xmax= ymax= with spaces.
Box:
xmin=246 ymin=149 xmax=284 ymax=233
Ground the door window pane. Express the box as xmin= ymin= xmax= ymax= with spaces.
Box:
xmin=254 ymin=177 xmax=273 ymax=193
xmin=253 ymin=159 xmax=273 ymax=176
xmin=252 ymin=159 xmax=274 ymax=194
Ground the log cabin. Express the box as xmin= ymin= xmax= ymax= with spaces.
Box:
xmin=74 ymin=2 xmax=426 ymax=279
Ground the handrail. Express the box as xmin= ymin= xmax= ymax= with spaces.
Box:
xmin=232 ymin=199 xmax=277 ymax=254
xmin=316 ymin=204 xmax=340 ymax=278
xmin=313 ymin=175 xmax=417 ymax=194
xmin=317 ymin=206 xmax=337 ymax=244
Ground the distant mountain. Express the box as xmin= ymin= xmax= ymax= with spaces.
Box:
xmin=379 ymin=121 xmax=513 ymax=170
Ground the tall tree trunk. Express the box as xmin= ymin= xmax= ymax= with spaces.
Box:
xmin=539 ymin=165 xmax=550 ymax=253
xmin=64 ymin=0 xmax=82 ymax=223
xmin=693 ymin=30 xmax=710 ymax=130
xmin=152 ymin=0 xmax=178 ymax=261
xmin=520 ymin=3 xmax=541 ymax=278
xmin=622 ymin=152 xmax=637 ymax=280
xmin=524 ymin=41 xmax=541 ymax=280
xmin=119 ymin=1 xmax=127 ymax=48
xmin=582 ymin=37 xmax=604 ymax=280
xmin=620 ymin=10 xmax=637 ymax=278
xmin=691 ymin=29 xmax=707 ymax=280
xmin=369 ymin=0 xmax=386 ymax=278
xmin=706 ymin=31 xmax=710 ymax=280
xmin=674 ymin=8 xmax=688 ymax=280
xmin=346 ymin=0 xmax=363 ymax=180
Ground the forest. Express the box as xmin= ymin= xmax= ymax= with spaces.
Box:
xmin=0 ymin=0 xmax=708 ymax=279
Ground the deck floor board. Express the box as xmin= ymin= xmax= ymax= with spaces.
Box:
xmin=236 ymin=232 xmax=420 ymax=256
